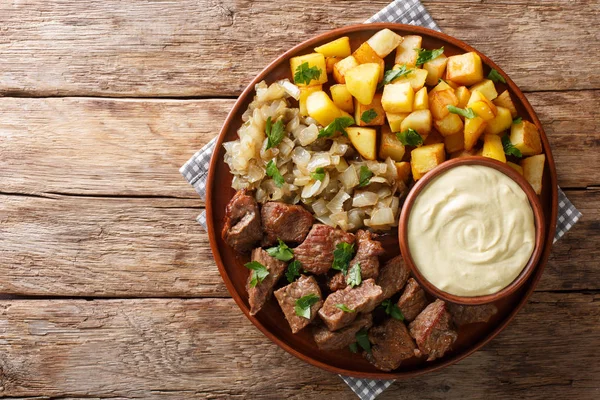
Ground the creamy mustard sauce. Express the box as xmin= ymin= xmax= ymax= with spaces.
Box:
xmin=407 ymin=165 xmax=535 ymax=297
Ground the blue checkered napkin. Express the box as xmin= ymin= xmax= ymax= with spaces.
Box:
xmin=179 ymin=1 xmax=583 ymax=399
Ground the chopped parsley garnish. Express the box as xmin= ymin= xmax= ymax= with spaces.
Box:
xmin=502 ymin=135 xmax=523 ymax=158
xmin=294 ymin=62 xmax=322 ymax=85
xmin=310 ymin=167 xmax=326 ymax=181
xmin=294 ymin=293 xmax=320 ymax=319
xmin=331 ymin=242 xmax=355 ymax=274
xmin=349 ymin=342 xmax=359 ymax=353
xmin=358 ymin=166 xmax=373 ymax=188
xmin=378 ymin=65 xmax=411 ymax=88
xmin=361 ymin=109 xmax=378 ymax=123
xmin=335 ymin=304 xmax=356 ymax=313
xmin=447 ymin=105 xmax=477 ymax=119
xmin=285 ymin=260 xmax=302 ymax=283
xmin=266 ymin=159 xmax=285 ymax=187
xmin=416 ymin=47 xmax=444 ymax=65
xmin=266 ymin=239 xmax=294 ymax=261
xmin=318 ymin=116 xmax=355 ymax=138
xmin=346 ymin=263 xmax=362 ymax=288
xmin=513 ymin=117 xmax=522 ymax=124
xmin=244 ymin=261 xmax=269 ymax=288
xmin=396 ymin=128 xmax=423 ymax=147
xmin=355 ymin=328 xmax=371 ymax=353
xmin=381 ymin=299 xmax=404 ymax=321
xmin=487 ymin=68 xmax=506 ymax=84
xmin=265 ymin=116 xmax=286 ymax=150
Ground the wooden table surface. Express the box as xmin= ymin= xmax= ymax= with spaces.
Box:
xmin=1 ymin=1 xmax=599 ymax=398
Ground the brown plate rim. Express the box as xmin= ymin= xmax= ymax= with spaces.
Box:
xmin=205 ymin=22 xmax=559 ymax=379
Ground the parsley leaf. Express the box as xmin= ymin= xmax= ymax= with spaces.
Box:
xmin=447 ymin=105 xmax=477 ymax=119
xmin=318 ymin=116 xmax=355 ymax=138
xmin=335 ymin=304 xmax=356 ymax=313
xmin=361 ymin=109 xmax=378 ymax=123
xmin=310 ymin=167 xmax=325 ymax=181
xmin=346 ymin=263 xmax=362 ymax=288
xmin=416 ymin=47 xmax=444 ymax=65
xmin=285 ymin=260 xmax=302 ymax=283
xmin=266 ymin=159 xmax=285 ymax=188
xmin=381 ymin=299 xmax=404 ymax=321
xmin=294 ymin=62 xmax=322 ymax=85
xmin=355 ymin=328 xmax=371 ymax=353
xmin=502 ymin=135 xmax=522 ymax=158
xmin=332 ymin=242 xmax=355 ymax=274
xmin=358 ymin=166 xmax=373 ymax=188
xmin=265 ymin=116 xmax=286 ymax=150
xmin=266 ymin=239 xmax=294 ymax=261
xmin=396 ymin=128 xmax=423 ymax=147
xmin=488 ymin=68 xmax=506 ymax=84
xmin=513 ymin=117 xmax=522 ymax=124
xmin=244 ymin=261 xmax=269 ymax=288
xmin=295 ymin=293 xmax=320 ymax=319
xmin=378 ymin=65 xmax=411 ymax=88
xmin=349 ymin=342 xmax=358 ymax=353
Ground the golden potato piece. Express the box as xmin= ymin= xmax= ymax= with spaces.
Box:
xmin=346 ymin=63 xmax=381 ymax=106
xmin=446 ymin=52 xmax=484 ymax=86
xmin=395 ymin=161 xmax=412 ymax=183
xmin=333 ymin=55 xmax=359 ymax=84
xmin=391 ymin=67 xmax=428 ymax=91
xmin=355 ymin=94 xmax=386 ymax=127
xmin=314 ymin=37 xmax=352 ymax=58
xmin=434 ymin=113 xmax=463 ymax=137
xmin=484 ymin=106 xmax=513 ymax=135
xmin=352 ymin=43 xmax=385 ymax=82
xmin=411 ymin=143 xmax=446 ymax=180
xmin=469 ymin=79 xmax=498 ymax=101
xmin=330 ymin=84 xmax=354 ymax=114
xmin=386 ymin=112 xmax=410 ymax=133
xmin=510 ymin=121 xmax=542 ymax=156
xmin=299 ymin=85 xmax=323 ymax=116
xmin=423 ymin=54 xmax=448 ymax=86
xmin=379 ymin=126 xmax=406 ymax=161
xmin=290 ymin=53 xmax=328 ymax=86
xmin=467 ymin=90 xmax=498 ymax=121
xmin=382 ymin=82 xmax=414 ymax=113
xmin=325 ymin=57 xmax=341 ymax=74
xmin=367 ymin=29 xmax=403 ymax=58
xmin=347 ymin=127 xmax=377 ymax=160
xmin=521 ymin=154 xmax=545 ymax=195
xmin=413 ymin=87 xmax=428 ymax=111
xmin=306 ymin=91 xmax=344 ymax=126
xmin=429 ymin=89 xmax=458 ymax=120
xmin=431 ymin=80 xmax=453 ymax=93
xmin=400 ymin=109 xmax=432 ymax=138
xmin=482 ymin=134 xmax=506 ymax=163
xmin=395 ymin=35 xmax=422 ymax=67
xmin=455 ymin=86 xmax=471 ymax=109
xmin=464 ymin=116 xmax=487 ymax=151
xmin=444 ymin=131 xmax=464 ymax=153
xmin=493 ymin=90 xmax=518 ymax=118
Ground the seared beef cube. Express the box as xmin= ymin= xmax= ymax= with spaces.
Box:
xmin=274 ymin=275 xmax=323 ymax=334
xmin=328 ymin=272 xmax=347 ymax=292
xmin=261 ymin=202 xmax=314 ymax=246
xmin=221 ymin=189 xmax=262 ymax=253
xmin=447 ymin=303 xmax=498 ymax=327
xmin=313 ymin=314 xmax=373 ymax=350
xmin=247 ymin=248 xmax=288 ymax=315
xmin=349 ymin=230 xmax=385 ymax=279
xmin=409 ymin=299 xmax=458 ymax=361
xmin=397 ymin=278 xmax=428 ymax=322
xmin=376 ymin=255 xmax=410 ymax=300
xmin=294 ymin=224 xmax=355 ymax=275
xmin=318 ymin=279 xmax=383 ymax=331
xmin=366 ymin=318 xmax=420 ymax=371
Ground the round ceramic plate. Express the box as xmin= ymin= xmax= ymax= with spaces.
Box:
xmin=206 ymin=23 xmax=558 ymax=379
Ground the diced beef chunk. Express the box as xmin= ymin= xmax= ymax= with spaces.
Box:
xmin=366 ymin=318 xmax=420 ymax=371
xmin=274 ymin=275 xmax=323 ymax=334
xmin=397 ymin=278 xmax=428 ymax=322
xmin=409 ymin=299 xmax=458 ymax=361
xmin=318 ymin=279 xmax=383 ymax=331
xmin=328 ymin=272 xmax=347 ymax=292
xmin=221 ymin=189 xmax=262 ymax=253
xmin=376 ymin=255 xmax=410 ymax=300
xmin=447 ymin=303 xmax=498 ymax=327
xmin=261 ymin=202 xmax=314 ymax=246
xmin=313 ymin=314 xmax=373 ymax=351
xmin=294 ymin=224 xmax=355 ymax=275
xmin=247 ymin=248 xmax=288 ymax=316
xmin=349 ymin=230 xmax=385 ymax=279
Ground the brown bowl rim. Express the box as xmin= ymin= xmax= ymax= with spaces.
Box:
xmin=398 ymin=156 xmax=546 ymax=305
xmin=205 ymin=22 xmax=558 ymax=379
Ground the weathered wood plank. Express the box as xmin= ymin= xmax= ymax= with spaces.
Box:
xmin=0 ymin=1 xmax=597 ymax=97
xmin=0 ymin=189 xmax=597 ymax=297
xmin=0 ymin=293 xmax=597 ymax=399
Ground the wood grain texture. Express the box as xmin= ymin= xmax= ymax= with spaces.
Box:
xmin=0 ymin=293 xmax=597 ymax=399
xmin=0 ymin=0 xmax=598 ymax=97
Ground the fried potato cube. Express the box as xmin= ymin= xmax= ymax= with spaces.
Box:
xmin=424 ymin=129 xmax=444 ymax=145
xmin=446 ymin=52 xmax=484 ymax=86
xmin=434 ymin=113 xmax=463 ymax=137
xmin=299 ymin=85 xmax=323 ymax=116
xmin=347 ymin=127 xmax=377 ymax=160
xmin=400 ymin=109 xmax=432 ymax=137
xmin=469 ymin=79 xmax=498 ymax=101
xmin=467 ymin=90 xmax=498 ymax=121
xmin=413 ymin=87 xmax=428 ymax=110
xmin=455 ymin=86 xmax=471 ymax=109
xmin=306 ymin=90 xmax=344 ymax=126
xmin=386 ymin=112 xmax=410 ymax=132
xmin=482 ymin=134 xmax=506 ymax=163
xmin=430 ymin=79 xmax=453 ymax=93
xmin=510 ymin=121 xmax=542 ymax=156
xmin=429 ymin=89 xmax=458 ymax=120
xmin=521 ymin=154 xmax=545 ymax=195
xmin=423 ymin=53 xmax=448 ymax=86
xmin=290 ymin=53 xmax=328 ymax=87
xmin=444 ymin=131 xmax=464 ymax=153
xmin=464 ymin=116 xmax=487 ymax=151
xmin=330 ymin=84 xmax=354 ymax=113
xmin=484 ymin=106 xmax=513 ymax=135
xmin=314 ymin=36 xmax=352 ymax=58
xmin=345 ymin=63 xmax=381 ymax=105
xmin=493 ymin=90 xmax=518 ymax=118
xmin=355 ymin=94 xmax=386 ymax=126
xmin=395 ymin=161 xmax=412 ymax=183
xmin=325 ymin=57 xmax=341 ymax=74
xmin=382 ymin=82 xmax=414 ymax=113
xmin=394 ymin=35 xmax=422 ymax=67
xmin=333 ymin=55 xmax=359 ymax=84
xmin=391 ymin=66 xmax=428 ymax=91
xmin=367 ymin=29 xmax=403 ymax=58
xmin=379 ymin=126 xmax=406 ymax=161
xmin=507 ymin=161 xmax=523 ymax=175
xmin=352 ymin=43 xmax=385 ymax=82
xmin=411 ymin=143 xmax=446 ymax=180
xmin=450 ymin=148 xmax=477 ymax=159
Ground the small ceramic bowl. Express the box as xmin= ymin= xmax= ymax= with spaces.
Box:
xmin=398 ymin=156 xmax=545 ymax=305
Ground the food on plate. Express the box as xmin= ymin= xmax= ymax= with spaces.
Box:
xmin=510 ymin=120 xmax=543 ymax=156
xmin=397 ymin=278 xmax=428 ymax=322
xmin=409 ymin=299 xmax=458 ymax=361
xmin=314 ymin=36 xmax=352 ymax=58
xmin=447 ymin=303 xmax=498 ymax=327
xmin=375 ymin=255 xmax=410 ymax=300
xmin=294 ymin=224 xmax=355 ymax=275
xmin=313 ymin=313 xmax=373 ymax=350
xmin=247 ymin=248 xmax=288 ymax=315
xmin=521 ymin=154 xmax=545 ymax=195
xmin=261 ymin=202 xmax=314 ymax=246
xmin=407 ymin=165 xmax=536 ymax=296
xmin=366 ymin=318 xmax=420 ymax=371
xmin=221 ymin=189 xmax=262 ymax=253
xmin=274 ymin=275 xmax=323 ymax=333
